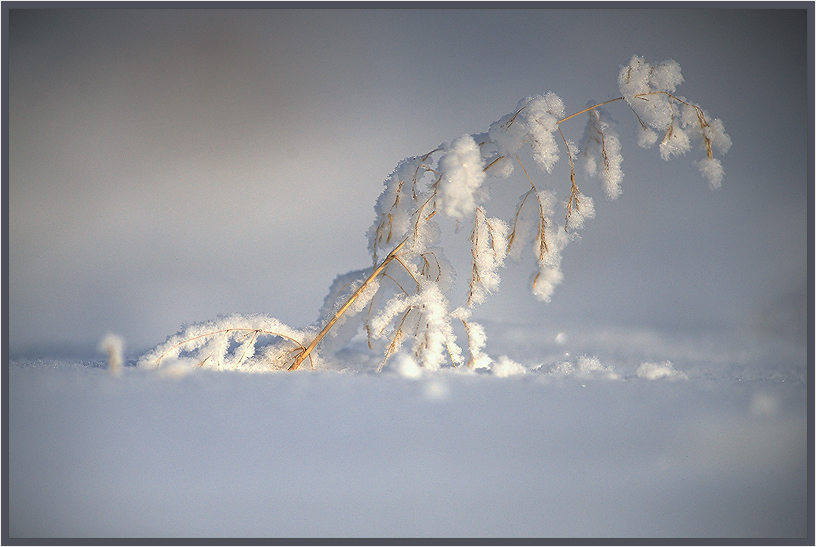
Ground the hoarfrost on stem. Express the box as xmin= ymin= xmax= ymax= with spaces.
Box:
xmin=438 ymin=134 xmax=487 ymax=220
xmin=579 ymin=107 xmax=624 ymax=199
xmin=139 ymin=55 xmax=731 ymax=374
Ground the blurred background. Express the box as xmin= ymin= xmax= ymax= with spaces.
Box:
xmin=7 ymin=8 xmax=809 ymax=375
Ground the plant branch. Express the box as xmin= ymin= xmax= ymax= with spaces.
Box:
xmin=557 ymin=97 xmax=625 ymax=125
xmin=288 ymin=237 xmax=410 ymax=370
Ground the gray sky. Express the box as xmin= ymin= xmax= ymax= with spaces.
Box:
xmin=7 ymin=8 xmax=809 ymax=361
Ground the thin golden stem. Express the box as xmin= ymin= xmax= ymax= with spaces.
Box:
xmin=557 ymin=97 xmax=626 ymax=125
xmin=516 ymin=154 xmax=536 ymax=190
xmin=483 ymin=156 xmax=505 ymax=172
xmin=391 ymin=254 xmax=421 ymax=290
xmin=289 ymin=237 xmax=410 ymax=370
xmin=377 ymin=309 xmax=412 ymax=372
xmin=235 ymin=330 xmax=259 ymax=366
xmin=559 ymin=126 xmax=581 ymax=232
xmin=468 ymin=208 xmax=482 ymax=306
xmin=292 ymin=86 xmax=718 ymax=372
xmin=459 ymin=318 xmax=475 ymax=369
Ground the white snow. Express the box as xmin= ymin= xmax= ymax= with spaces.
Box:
xmin=437 ymin=134 xmax=487 ymax=220
xmin=696 ymin=157 xmax=726 ymax=189
xmin=8 ymin=347 xmax=807 ymax=539
xmin=491 ymin=355 xmax=526 ymax=377
xmin=636 ymin=360 xmax=688 ymax=380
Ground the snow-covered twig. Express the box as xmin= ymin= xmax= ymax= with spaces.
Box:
xmin=141 ymin=55 xmax=730 ymax=374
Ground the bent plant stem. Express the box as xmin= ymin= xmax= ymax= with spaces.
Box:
xmin=289 ymin=89 xmax=717 ymax=372
xmin=557 ymin=96 xmax=625 ymax=125
xmin=288 ymin=237 xmax=410 ymax=371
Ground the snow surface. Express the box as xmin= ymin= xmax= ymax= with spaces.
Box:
xmin=6 ymin=9 xmax=809 ymax=540
xmin=8 ymin=325 xmax=808 ymax=539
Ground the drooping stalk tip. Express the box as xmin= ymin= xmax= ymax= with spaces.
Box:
xmin=141 ymin=55 xmax=729 ymax=373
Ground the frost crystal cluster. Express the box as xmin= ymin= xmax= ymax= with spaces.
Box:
xmin=140 ymin=55 xmax=730 ymax=374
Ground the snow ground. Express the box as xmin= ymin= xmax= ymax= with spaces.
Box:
xmin=7 ymin=326 xmax=809 ymax=539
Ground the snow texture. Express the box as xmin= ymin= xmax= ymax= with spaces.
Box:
xmin=468 ymin=207 xmax=509 ymax=306
xmin=438 ymin=134 xmax=487 ymax=220
xmin=137 ymin=314 xmax=316 ymax=373
xmin=8 ymin=349 xmax=807 ymax=539
xmin=696 ymin=157 xmax=726 ymax=189
xmin=619 ymin=55 xmax=730 ymax=187
xmin=343 ymin=57 xmax=732 ymax=371
xmin=579 ymin=108 xmax=625 ymax=200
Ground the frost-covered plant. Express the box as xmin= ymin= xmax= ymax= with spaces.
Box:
xmin=100 ymin=333 xmax=124 ymax=377
xmin=140 ymin=55 xmax=730 ymax=374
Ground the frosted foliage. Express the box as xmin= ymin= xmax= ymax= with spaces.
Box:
xmin=535 ymin=191 xmax=561 ymax=265
xmin=320 ymin=269 xmax=376 ymax=321
xmin=487 ymin=92 xmax=564 ymax=173
xmin=531 ymin=216 xmax=583 ymax=303
xmin=649 ymin=59 xmax=684 ymax=92
xmin=411 ymin=284 xmax=463 ymax=370
xmin=566 ymin=193 xmax=595 ymax=231
xmin=579 ymin=109 xmax=624 ymax=199
xmin=450 ymin=307 xmax=492 ymax=369
xmin=139 ymin=55 xmax=730 ymax=374
xmin=681 ymin=103 xmax=733 ymax=156
xmin=368 ymin=155 xmax=434 ymax=262
xmin=410 ymin=216 xmax=442 ymax=257
xmin=532 ymin=256 xmax=564 ymax=302
xmin=600 ymin=135 xmax=624 ymax=198
xmin=488 ymin=111 xmax=529 ymax=160
xmin=637 ymin=126 xmax=659 ymax=148
xmin=507 ymin=189 xmax=553 ymax=262
xmin=525 ymin=92 xmax=565 ymax=172
xmin=680 ymin=102 xmax=701 ymax=128
xmin=99 ymin=333 xmax=124 ymax=376
xmin=537 ymin=189 xmax=557 ymax=221
xmin=488 ymin=155 xmax=515 ymax=179
xmin=532 ymin=226 xmax=570 ymax=303
xmin=372 ymin=285 xmax=461 ymax=370
xmin=659 ymin=121 xmax=691 ymax=160
xmin=640 ymin=92 xmax=675 ymax=132
xmin=310 ymin=269 xmax=381 ymax=357
xmin=351 ymin=277 xmax=381 ymax=314
xmin=368 ymin=294 xmax=412 ymax=340
xmin=138 ymin=314 xmax=315 ymax=372
xmin=704 ymin=118 xmax=732 ymax=154
xmin=469 ymin=208 xmax=509 ymax=306
xmin=466 ymin=322 xmax=492 ymax=369
xmin=696 ymin=157 xmax=725 ymax=189
xmin=438 ymin=134 xmax=486 ymax=220
xmin=619 ymin=55 xmax=682 ymax=131
xmin=618 ymin=55 xmax=730 ymax=187
xmin=618 ymin=55 xmax=652 ymax=98
xmin=369 ymin=283 xmax=463 ymax=370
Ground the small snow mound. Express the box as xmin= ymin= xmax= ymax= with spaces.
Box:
xmin=492 ymin=356 xmax=526 ymax=377
xmin=575 ymin=355 xmax=620 ymax=380
xmin=423 ymin=379 xmax=450 ymax=401
xmin=155 ymin=360 xmax=195 ymax=379
xmin=636 ymin=361 xmax=687 ymax=380
xmin=395 ymin=353 xmax=423 ymax=379
xmin=537 ymin=355 xmax=619 ymax=380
